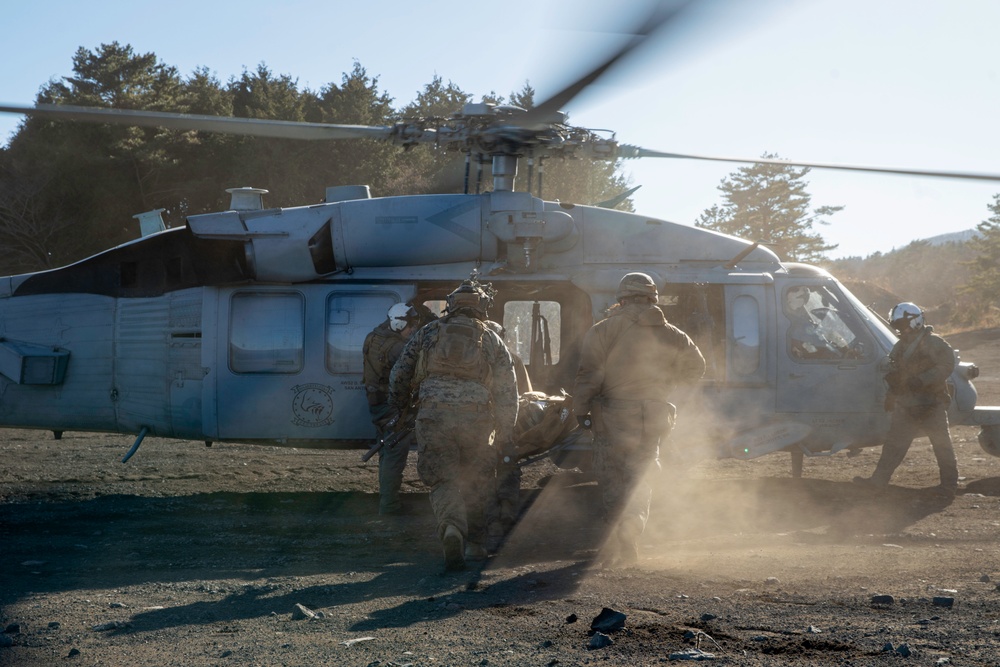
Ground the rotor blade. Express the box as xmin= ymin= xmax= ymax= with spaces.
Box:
xmin=0 ymin=103 xmax=395 ymax=141
xmin=521 ymin=0 xmax=696 ymax=128
xmin=621 ymin=146 xmax=1000 ymax=183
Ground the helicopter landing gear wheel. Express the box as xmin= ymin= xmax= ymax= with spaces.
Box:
xmin=790 ymin=449 xmax=804 ymax=478
xmin=978 ymin=425 xmax=1000 ymax=458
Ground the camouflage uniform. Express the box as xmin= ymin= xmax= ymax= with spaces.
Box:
xmin=574 ymin=282 xmax=705 ymax=564
xmin=485 ymin=320 xmax=531 ymax=551
xmin=362 ymin=319 xmax=414 ymax=515
xmin=389 ymin=306 xmax=518 ymax=568
xmin=867 ymin=324 xmax=958 ymax=489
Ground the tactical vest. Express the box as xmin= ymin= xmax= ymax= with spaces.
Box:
xmin=362 ymin=328 xmax=401 ymax=405
xmin=421 ymin=317 xmax=492 ymax=385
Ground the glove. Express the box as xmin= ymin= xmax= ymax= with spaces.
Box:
xmin=378 ymin=406 xmax=401 ymax=430
xmin=577 ymin=414 xmax=592 ymax=430
xmin=907 ymin=377 xmax=923 ymax=392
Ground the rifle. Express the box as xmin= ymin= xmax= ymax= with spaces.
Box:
xmin=361 ymin=412 xmax=415 ymax=462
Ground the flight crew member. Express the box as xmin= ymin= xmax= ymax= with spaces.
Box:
xmin=389 ymin=280 xmax=518 ymax=571
xmin=855 ymin=302 xmax=959 ymax=495
xmin=784 ymin=285 xmax=849 ymax=359
xmin=362 ymin=302 xmax=422 ymax=515
xmin=574 ymin=272 xmax=706 ymax=566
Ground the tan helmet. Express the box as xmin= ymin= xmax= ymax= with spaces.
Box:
xmin=446 ymin=280 xmax=491 ymax=317
xmin=616 ymin=272 xmax=658 ymax=301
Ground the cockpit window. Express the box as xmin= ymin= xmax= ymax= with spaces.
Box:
xmin=783 ymin=284 xmax=870 ymax=362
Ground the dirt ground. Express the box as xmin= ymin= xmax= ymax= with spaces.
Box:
xmin=4 ymin=330 xmax=1000 ymax=666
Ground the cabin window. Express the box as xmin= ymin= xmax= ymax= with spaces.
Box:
xmin=783 ymin=284 xmax=869 ymax=362
xmin=732 ymin=295 xmax=761 ymax=375
xmin=502 ymin=300 xmax=561 ymax=366
xmin=326 ymin=292 xmax=399 ymax=374
xmin=659 ymin=284 xmax=725 ymax=381
xmin=230 ymin=292 xmax=304 ymax=374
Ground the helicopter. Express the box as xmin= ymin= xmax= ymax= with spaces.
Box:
xmin=2 ymin=5 xmax=1000 ymax=476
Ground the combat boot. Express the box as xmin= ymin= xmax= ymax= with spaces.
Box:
xmin=442 ymin=524 xmax=466 ymax=571
xmin=852 ymin=476 xmax=888 ymax=490
xmin=930 ymin=483 xmax=957 ymax=499
xmin=464 ymin=542 xmax=488 ymax=561
xmin=616 ymin=521 xmax=641 ymax=565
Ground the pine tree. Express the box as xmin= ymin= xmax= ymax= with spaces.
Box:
xmin=960 ymin=194 xmax=1000 ymax=316
xmin=696 ymin=155 xmax=841 ymax=262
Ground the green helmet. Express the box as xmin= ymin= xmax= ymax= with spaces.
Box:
xmin=616 ymin=272 xmax=658 ymax=301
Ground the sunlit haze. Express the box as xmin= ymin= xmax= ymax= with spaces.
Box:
xmin=2 ymin=0 xmax=998 ymax=259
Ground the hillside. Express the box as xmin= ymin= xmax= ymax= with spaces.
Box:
xmin=824 ymin=234 xmax=983 ymax=333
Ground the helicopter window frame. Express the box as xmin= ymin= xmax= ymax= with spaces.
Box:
xmin=229 ymin=291 xmax=305 ymax=374
xmin=657 ymin=283 xmax=725 ymax=382
xmin=782 ymin=284 xmax=872 ymax=364
xmin=325 ymin=291 xmax=403 ymax=375
xmin=731 ymin=294 xmax=761 ymax=376
xmin=501 ymin=300 xmax=561 ymax=366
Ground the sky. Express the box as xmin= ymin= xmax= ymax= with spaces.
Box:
xmin=2 ymin=0 xmax=999 ymax=259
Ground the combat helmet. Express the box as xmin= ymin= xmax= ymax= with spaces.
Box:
xmin=446 ymin=279 xmax=494 ymax=318
xmin=616 ymin=272 xmax=658 ymax=302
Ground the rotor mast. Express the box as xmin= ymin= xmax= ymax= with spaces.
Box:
xmin=492 ymin=154 xmax=518 ymax=192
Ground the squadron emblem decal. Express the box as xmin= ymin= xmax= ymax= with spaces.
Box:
xmin=291 ymin=384 xmax=335 ymax=427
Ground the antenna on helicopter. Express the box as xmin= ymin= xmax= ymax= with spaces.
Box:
xmin=724 ymin=242 xmax=760 ymax=270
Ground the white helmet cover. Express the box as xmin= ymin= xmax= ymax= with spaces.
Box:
xmin=889 ymin=302 xmax=924 ymax=332
xmin=388 ymin=303 xmax=419 ymax=332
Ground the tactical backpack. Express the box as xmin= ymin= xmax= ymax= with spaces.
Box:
xmin=421 ymin=317 xmax=493 ymax=385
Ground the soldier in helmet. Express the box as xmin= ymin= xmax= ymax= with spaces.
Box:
xmin=362 ymin=302 xmax=423 ymax=515
xmin=854 ymin=302 xmax=959 ymax=496
xmin=574 ymin=272 xmax=706 ymax=566
xmin=389 ymin=280 xmax=518 ymax=571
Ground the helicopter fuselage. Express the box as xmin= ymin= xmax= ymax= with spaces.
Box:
xmin=1 ymin=188 xmax=998 ymax=463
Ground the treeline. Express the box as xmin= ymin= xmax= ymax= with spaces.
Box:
xmin=826 ymin=194 xmax=1000 ymax=333
xmin=826 ymin=241 xmax=974 ymax=331
xmin=0 ymin=43 xmax=631 ymax=274
xmin=691 ymin=158 xmax=1000 ymax=334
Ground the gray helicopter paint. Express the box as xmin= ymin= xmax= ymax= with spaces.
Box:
xmin=180 ymin=192 xmax=783 ymax=284
xmin=424 ymin=197 xmax=482 ymax=246
xmin=1 ymin=189 xmax=999 ymax=459
xmin=206 ymin=283 xmax=416 ymax=443
xmin=0 ymin=293 xmax=117 ymax=431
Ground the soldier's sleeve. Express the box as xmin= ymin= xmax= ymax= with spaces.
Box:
xmin=361 ymin=331 xmax=383 ymax=417
xmin=361 ymin=331 xmax=377 ymax=388
xmin=675 ymin=330 xmax=707 ymax=383
xmin=919 ymin=335 xmax=956 ymax=386
xmin=387 ymin=338 xmax=406 ymax=366
xmin=573 ymin=324 xmax=606 ymax=416
xmin=388 ymin=330 xmax=422 ymax=410
xmin=487 ymin=332 xmax=519 ymax=444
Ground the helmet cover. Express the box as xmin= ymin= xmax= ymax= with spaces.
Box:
xmin=446 ymin=279 xmax=494 ymax=316
xmin=616 ymin=272 xmax=658 ymax=301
